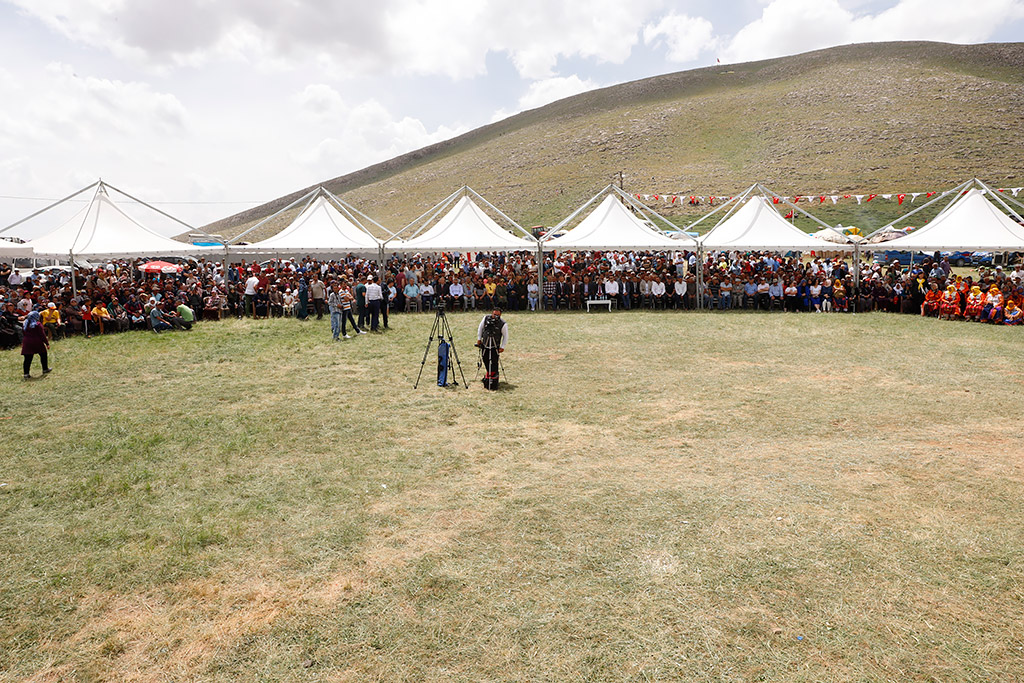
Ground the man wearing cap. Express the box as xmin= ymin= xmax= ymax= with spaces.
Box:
xmin=41 ymin=302 xmax=65 ymax=341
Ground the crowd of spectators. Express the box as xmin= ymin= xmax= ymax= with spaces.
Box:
xmin=2 ymin=248 xmax=1021 ymax=350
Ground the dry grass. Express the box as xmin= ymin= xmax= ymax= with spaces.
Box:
xmin=2 ymin=310 xmax=1023 ymax=681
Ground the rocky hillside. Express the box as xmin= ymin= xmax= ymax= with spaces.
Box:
xmin=205 ymin=41 xmax=1024 ymax=240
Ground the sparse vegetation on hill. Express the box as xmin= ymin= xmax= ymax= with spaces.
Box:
xmin=207 ymin=41 xmax=1024 ymax=242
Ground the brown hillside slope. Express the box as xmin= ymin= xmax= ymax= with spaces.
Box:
xmin=206 ymin=41 xmax=1024 ymax=242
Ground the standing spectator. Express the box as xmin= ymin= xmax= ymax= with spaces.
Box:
xmin=21 ymin=311 xmax=50 ymax=379
xmin=355 ymin=276 xmax=368 ymax=328
xmin=327 ymin=281 xmax=345 ymax=341
xmin=310 ymin=275 xmax=326 ymax=320
xmin=244 ymin=271 xmax=260 ymax=317
xmin=365 ymin=275 xmax=383 ymax=331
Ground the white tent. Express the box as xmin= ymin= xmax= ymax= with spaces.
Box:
xmin=0 ymin=239 xmax=33 ymax=258
xmin=868 ymin=188 xmax=1024 ymax=251
xmin=699 ymin=196 xmax=851 ymax=252
xmin=19 ymin=186 xmax=214 ymax=259
xmin=545 ymin=194 xmax=695 ymax=251
xmin=391 ymin=195 xmax=536 ymax=253
xmin=237 ymin=195 xmax=382 ymax=255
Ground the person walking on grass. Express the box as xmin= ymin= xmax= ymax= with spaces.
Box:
xmin=340 ymin=279 xmax=364 ymax=338
xmin=21 ymin=311 xmax=51 ymax=379
xmin=328 ymin=281 xmax=344 ymax=341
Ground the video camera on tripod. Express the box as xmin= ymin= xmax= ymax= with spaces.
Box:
xmin=414 ymin=301 xmax=467 ymax=389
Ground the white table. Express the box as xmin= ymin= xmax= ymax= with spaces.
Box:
xmin=586 ymin=299 xmax=612 ymax=312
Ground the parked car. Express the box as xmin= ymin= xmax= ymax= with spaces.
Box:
xmin=871 ymin=250 xmax=931 ymax=265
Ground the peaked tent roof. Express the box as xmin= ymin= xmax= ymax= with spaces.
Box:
xmin=700 ymin=196 xmax=850 ymax=252
xmin=0 ymin=239 xmax=33 ymax=257
xmin=239 ymin=195 xmax=382 ymax=254
xmin=545 ymin=194 xmax=695 ymax=251
xmin=869 ymin=188 xmax=1024 ymax=251
xmin=392 ymin=196 xmax=536 ymax=253
xmin=21 ymin=190 xmax=214 ymax=259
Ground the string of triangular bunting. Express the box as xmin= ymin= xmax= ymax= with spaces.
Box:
xmin=634 ymin=187 xmax=1024 ymax=207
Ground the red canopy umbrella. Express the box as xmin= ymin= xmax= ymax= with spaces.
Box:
xmin=139 ymin=260 xmax=182 ymax=274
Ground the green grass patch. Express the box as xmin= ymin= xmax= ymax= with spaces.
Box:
xmin=2 ymin=311 xmax=1023 ymax=680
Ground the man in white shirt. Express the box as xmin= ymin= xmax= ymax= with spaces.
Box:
xmin=650 ymin=276 xmax=666 ymax=309
xmin=244 ymin=272 xmax=260 ymax=317
xmin=672 ymin=277 xmax=687 ymax=309
xmin=449 ymin=280 xmax=465 ymax=310
xmin=604 ymin=277 xmax=619 ymax=308
xmin=365 ymin=275 xmax=384 ymax=331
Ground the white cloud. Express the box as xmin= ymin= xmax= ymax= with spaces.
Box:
xmin=517 ymin=75 xmax=599 ymax=110
xmin=721 ymin=0 xmax=1024 ymax=64
xmin=293 ymin=94 xmax=467 ymax=178
xmin=643 ymin=13 xmax=717 ymax=63
xmin=9 ymin=0 xmax=665 ymax=80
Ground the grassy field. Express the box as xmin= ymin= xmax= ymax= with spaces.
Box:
xmin=2 ymin=311 xmax=1023 ymax=681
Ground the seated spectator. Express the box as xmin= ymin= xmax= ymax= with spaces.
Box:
xmin=176 ymin=300 xmax=196 ymax=329
xmin=984 ymin=285 xmax=1004 ymax=323
xmin=150 ymin=302 xmax=173 ymax=333
xmin=420 ymin=281 xmax=435 ymax=310
xmin=939 ymin=284 xmax=961 ymax=320
xmin=41 ymin=302 xmax=65 ymax=340
xmin=1004 ymin=299 xmax=1022 ymax=325
xmin=404 ymin=281 xmax=421 ymax=312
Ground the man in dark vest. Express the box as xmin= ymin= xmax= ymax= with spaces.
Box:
xmin=476 ymin=308 xmax=507 ymax=391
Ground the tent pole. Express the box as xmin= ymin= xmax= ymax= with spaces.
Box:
xmin=976 ymin=178 xmax=1024 ymax=223
xmin=853 ymin=242 xmax=860 ymax=315
xmin=466 ymin=186 xmax=535 ymax=241
xmin=70 ymin=250 xmax=77 ymax=300
xmin=0 ymin=181 xmax=99 ymax=236
xmin=756 ymin=183 xmax=834 ymax=231
xmin=323 ymin=189 xmax=395 ymax=239
xmin=696 ymin=245 xmax=703 ymax=310
xmin=103 ymin=181 xmax=203 ymax=237
xmin=697 ymin=185 xmax=757 ymax=235
xmin=550 ymin=185 xmax=610 ymax=233
xmin=231 ymin=187 xmax=319 ymax=244
xmin=863 ymin=180 xmax=972 ymax=239
xmin=687 ymin=185 xmax=755 ymax=233
xmin=536 ymin=242 xmax=544 ymax=311
xmin=387 ymin=187 xmax=462 ymax=244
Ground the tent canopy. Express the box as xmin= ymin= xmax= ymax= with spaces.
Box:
xmin=869 ymin=188 xmax=1024 ymax=252
xmin=545 ymin=194 xmax=695 ymax=251
xmin=238 ymin=195 xmax=382 ymax=255
xmin=699 ymin=196 xmax=851 ymax=252
xmin=0 ymin=239 xmax=33 ymax=258
xmin=20 ymin=188 xmax=214 ymax=259
xmin=391 ymin=195 xmax=536 ymax=253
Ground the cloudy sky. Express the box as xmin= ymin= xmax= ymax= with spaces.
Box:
xmin=1 ymin=0 xmax=1022 ymax=236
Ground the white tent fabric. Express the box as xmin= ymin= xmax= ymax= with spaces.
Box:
xmin=869 ymin=188 xmax=1024 ymax=251
xmin=700 ymin=196 xmax=851 ymax=252
xmin=545 ymin=195 xmax=694 ymax=250
xmin=392 ymin=196 xmax=535 ymax=252
xmin=0 ymin=239 xmax=33 ymax=257
xmin=21 ymin=191 xmax=214 ymax=259
xmin=239 ymin=195 xmax=382 ymax=254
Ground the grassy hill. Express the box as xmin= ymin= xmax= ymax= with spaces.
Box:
xmin=206 ymin=41 xmax=1024 ymax=242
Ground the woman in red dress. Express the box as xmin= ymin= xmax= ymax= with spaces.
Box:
xmin=964 ymin=286 xmax=985 ymax=321
xmin=939 ymin=284 xmax=960 ymax=319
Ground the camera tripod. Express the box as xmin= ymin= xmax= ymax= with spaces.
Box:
xmin=475 ymin=338 xmax=507 ymax=385
xmin=414 ymin=302 xmax=467 ymax=389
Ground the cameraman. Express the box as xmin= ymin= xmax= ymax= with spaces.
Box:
xmin=476 ymin=308 xmax=507 ymax=390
